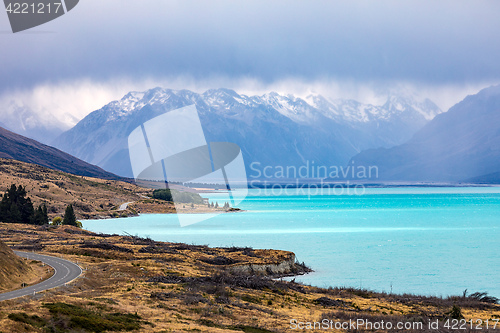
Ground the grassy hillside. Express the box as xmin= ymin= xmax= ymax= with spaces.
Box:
xmin=0 ymin=240 xmax=51 ymax=292
xmin=0 ymin=158 xmax=228 ymax=221
xmin=0 ymin=158 xmax=151 ymax=220
xmin=0 ymin=126 xmax=119 ymax=180
xmin=0 ymin=240 xmax=31 ymax=291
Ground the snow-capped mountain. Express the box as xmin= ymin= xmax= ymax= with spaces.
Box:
xmin=351 ymin=84 xmax=500 ymax=182
xmin=307 ymin=92 xmax=440 ymax=123
xmin=52 ymin=88 xmax=442 ymax=178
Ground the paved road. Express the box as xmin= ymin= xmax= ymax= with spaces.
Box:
xmin=0 ymin=251 xmax=82 ymax=302
xmin=118 ymin=201 xmax=135 ymax=211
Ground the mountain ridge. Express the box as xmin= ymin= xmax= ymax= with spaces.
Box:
xmin=53 ymin=87 xmax=442 ymax=178
xmin=350 ymin=85 xmax=500 ymax=182
xmin=0 ymin=126 xmax=120 ymax=180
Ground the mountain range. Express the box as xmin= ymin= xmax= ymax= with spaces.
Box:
xmin=52 ymin=88 xmax=441 ymax=178
xmin=351 ymin=85 xmax=500 ymax=182
xmin=2 ymin=85 xmax=499 ymax=184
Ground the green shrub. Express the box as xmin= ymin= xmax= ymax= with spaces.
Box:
xmin=42 ymin=302 xmax=146 ymax=332
xmin=52 ymin=216 xmax=63 ymax=225
xmin=152 ymin=189 xmax=204 ymax=204
xmin=8 ymin=312 xmax=46 ymax=328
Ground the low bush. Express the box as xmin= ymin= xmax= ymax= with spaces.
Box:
xmin=148 ymin=271 xmax=307 ymax=294
xmin=8 ymin=312 xmax=46 ymax=328
xmin=80 ymin=240 xmax=133 ymax=253
xmin=200 ymin=255 xmax=239 ymax=265
xmin=43 ymin=302 xmax=147 ymax=333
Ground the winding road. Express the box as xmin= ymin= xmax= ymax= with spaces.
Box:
xmin=118 ymin=201 xmax=134 ymax=211
xmin=0 ymin=251 xmax=82 ymax=302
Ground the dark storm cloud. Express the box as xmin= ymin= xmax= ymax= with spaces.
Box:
xmin=1 ymin=0 xmax=500 ymax=91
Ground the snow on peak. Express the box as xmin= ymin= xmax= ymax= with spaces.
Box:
xmin=100 ymin=87 xmax=442 ymax=125
xmin=383 ymin=94 xmax=441 ymax=121
xmin=259 ymin=92 xmax=319 ymax=123
xmin=118 ymin=91 xmax=145 ymax=111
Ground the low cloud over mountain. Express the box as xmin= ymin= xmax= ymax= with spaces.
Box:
xmin=351 ymin=85 xmax=500 ymax=182
xmin=53 ymin=88 xmax=441 ymax=179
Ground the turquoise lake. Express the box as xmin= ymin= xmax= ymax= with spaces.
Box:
xmin=83 ymin=187 xmax=500 ymax=298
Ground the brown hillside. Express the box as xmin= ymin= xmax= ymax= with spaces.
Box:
xmin=0 ymin=240 xmax=32 ymax=291
xmin=0 ymin=158 xmax=153 ymax=220
xmin=0 ymin=126 xmax=119 ymax=180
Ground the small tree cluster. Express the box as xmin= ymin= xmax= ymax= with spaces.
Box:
xmin=207 ymin=201 xmax=231 ymax=209
xmin=33 ymin=204 xmax=49 ymax=225
xmin=0 ymin=184 xmax=48 ymax=225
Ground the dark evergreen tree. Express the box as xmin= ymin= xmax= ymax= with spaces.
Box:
xmin=9 ymin=204 xmax=22 ymax=223
xmin=62 ymin=204 xmax=77 ymax=226
xmin=32 ymin=204 xmax=49 ymax=225
xmin=0 ymin=184 xmax=35 ymax=223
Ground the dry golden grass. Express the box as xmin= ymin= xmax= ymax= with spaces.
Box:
xmin=0 ymin=223 xmax=498 ymax=333
xmin=0 ymin=158 xmax=231 ymax=222
xmin=0 ymin=158 xmax=151 ymax=220
xmin=0 ymin=239 xmax=52 ymax=292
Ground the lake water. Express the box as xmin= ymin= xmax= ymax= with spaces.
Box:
xmin=83 ymin=187 xmax=500 ymax=298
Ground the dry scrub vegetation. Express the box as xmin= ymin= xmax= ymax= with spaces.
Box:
xmin=0 ymin=158 xmax=150 ymax=220
xmin=0 ymin=222 xmax=498 ymax=333
xmin=0 ymin=159 xmax=234 ymax=221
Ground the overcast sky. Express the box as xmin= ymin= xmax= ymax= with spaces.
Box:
xmin=1 ymin=0 xmax=500 ymax=127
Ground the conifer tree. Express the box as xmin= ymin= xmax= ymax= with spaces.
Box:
xmin=0 ymin=184 xmax=35 ymax=223
xmin=32 ymin=204 xmax=49 ymax=225
xmin=62 ymin=204 xmax=77 ymax=226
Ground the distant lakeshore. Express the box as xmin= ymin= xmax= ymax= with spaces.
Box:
xmin=244 ymin=180 xmax=498 ymax=189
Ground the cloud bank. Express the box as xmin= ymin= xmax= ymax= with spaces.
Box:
xmin=0 ymin=77 xmax=494 ymax=129
xmin=1 ymin=0 xmax=499 ymax=125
